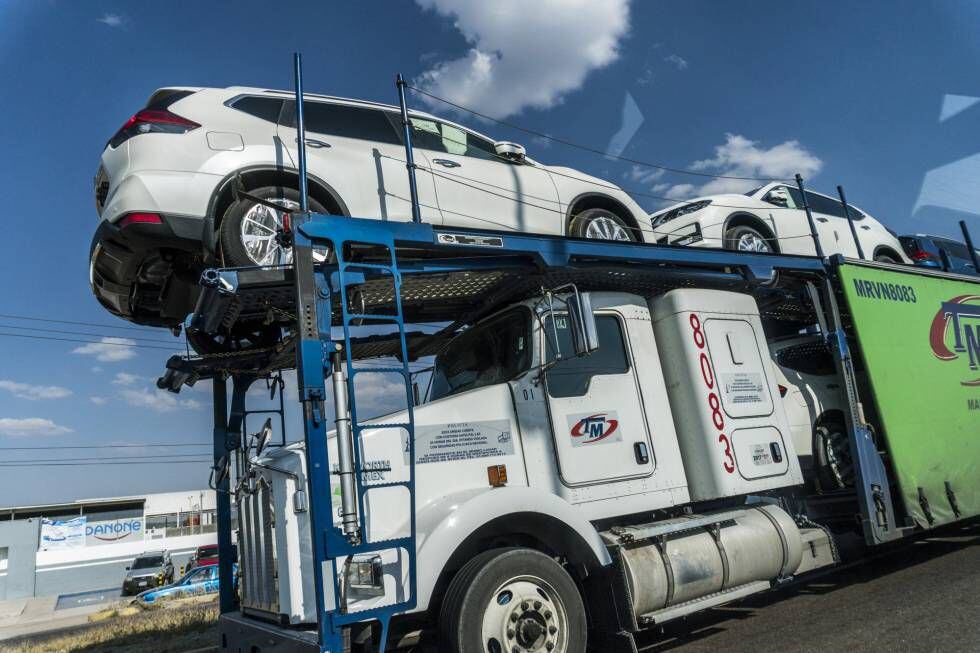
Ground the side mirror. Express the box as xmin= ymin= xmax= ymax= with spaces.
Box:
xmin=255 ymin=417 xmax=274 ymax=456
xmin=412 ymin=382 xmax=421 ymax=407
xmin=566 ymin=292 xmax=599 ymax=356
xmin=494 ymin=141 xmax=526 ymax=163
xmin=212 ymin=455 xmax=230 ymax=488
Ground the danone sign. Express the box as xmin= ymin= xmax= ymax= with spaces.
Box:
xmin=839 ymin=263 xmax=980 ymax=528
xmin=85 ymin=518 xmax=144 ymax=546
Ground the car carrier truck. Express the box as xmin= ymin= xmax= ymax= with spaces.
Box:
xmin=145 ymin=56 xmax=980 ymax=653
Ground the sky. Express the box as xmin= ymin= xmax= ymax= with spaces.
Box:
xmin=0 ymin=0 xmax=978 ymax=506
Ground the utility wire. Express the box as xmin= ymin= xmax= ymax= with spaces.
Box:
xmin=408 ymin=84 xmax=776 ymax=182
xmin=0 ymin=460 xmax=212 ymax=467
xmin=5 ymin=453 xmax=214 ymax=463
xmin=0 ymin=332 xmax=179 ymax=351
xmin=0 ymin=313 xmax=162 ymax=333
xmin=0 ymin=323 xmax=179 ymax=345
xmin=0 ymin=443 xmax=211 ymax=450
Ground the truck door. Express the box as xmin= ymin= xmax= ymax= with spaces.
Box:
xmin=543 ymin=312 xmax=655 ymax=486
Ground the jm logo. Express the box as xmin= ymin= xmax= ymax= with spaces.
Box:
xmin=929 ymin=295 xmax=980 ymax=386
xmin=570 ymin=413 xmax=620 ymax=443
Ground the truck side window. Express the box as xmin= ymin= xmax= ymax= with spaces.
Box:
xmin=544 ymin=315 xmax=629 ymax=397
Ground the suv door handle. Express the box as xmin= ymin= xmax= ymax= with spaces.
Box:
xmin=816 ymin=217 xmax=829 ymax=223
xmin=295 ymin=137 xmax=330 ymax=149
xmin=861 ymin=225 xmax=871 ymax=230
xmin=432 ymin=158 xmax=461 ymax=168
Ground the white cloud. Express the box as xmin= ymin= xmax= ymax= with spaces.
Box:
xmin=111 ymin=372 xmax=142 ymax=386
xmin=90 ymin=396 xmax=108 ymax=406
xmin=91 ymin=366 xmax=103 ymax=374
xmin=664 ymin=54 xmax=689 ymax=70
xmin=120 ymin=387 xmax=201 ymax=413
xmin=627 ymin=164 xmax=665 ymax=186
xmin=96 ymin=13 xmax=125 ymax=27
xmin=0 ymin=380 xmax=72 ymax=401
xmin=415 ymin=0 xmax=630 ymax=119
xmin=0 ymin=418 xmax=72 ymax=437
xmin=661 ymin=133 xmax=822 ymax=200
xmin=72 ymin=337 xmax=137 ymax=362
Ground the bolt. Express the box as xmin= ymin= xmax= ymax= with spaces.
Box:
xmin=546 ymin=643 xmax=554 ymax=651
xmin=510 ymin=613 xmax=518 ymax=622
xmin=549 ymin=626 xmax=557 ymax=635
xmin=544 ymin=610 xmax=552 ymax=620
xmin=507 ymin=628 xmax=515 ymax=639
xmin=512 ymin=647 xmax=519 ymax=653
xmin=521 ymin=601 xmax=529 ymax=611
xmin=534 ymin=600 xmax=542 ymax=610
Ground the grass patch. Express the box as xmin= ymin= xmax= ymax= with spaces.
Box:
xmin=6 ymin=599 xmax=219 ymax=653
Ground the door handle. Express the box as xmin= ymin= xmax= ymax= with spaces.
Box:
xmin=816 ymin=217 xmax=829 ymax=223
xmin=860 ymin=225 xmax=871 ymax=230
xmin=295 ymin=137 xmax=330 ymax=149
xmin=432 ymin=158 xmax=461 ymax=168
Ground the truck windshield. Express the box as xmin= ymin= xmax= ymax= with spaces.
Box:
xmin=429 ymin=308 xmax=530 ymax=401
xmin=133 ymin=556 xmax=164 ymax=569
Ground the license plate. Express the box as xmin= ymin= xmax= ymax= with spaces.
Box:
xmin=138 ymin=581 xmax=147 ymax=587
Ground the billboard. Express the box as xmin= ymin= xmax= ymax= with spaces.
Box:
xmin=85 ymin=518 xmax=144 ymax=547
xmin=839 ymin=262 xmax=980 ymax=528
xmin=40 ymin=517 xmax=86 ymax=550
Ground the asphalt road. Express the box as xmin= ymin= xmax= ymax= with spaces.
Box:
xmin=634 ymin=521 xmax=980 ymax=653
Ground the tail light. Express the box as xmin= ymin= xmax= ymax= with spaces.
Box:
xmin=908 ymin=248 xmax=937 ymax=263
xmin=118 ymin=212 xmax=162 ymax=228
xmin=777 ymin=384 xmax=788 ymax=398
xmin=108 ymin=109 xmax=200 ymax=148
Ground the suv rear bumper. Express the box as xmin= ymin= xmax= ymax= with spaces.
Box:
xmin=90 ymin=213 xmax=210 ymax=326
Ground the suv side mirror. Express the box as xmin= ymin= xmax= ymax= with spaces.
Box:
xmin=566 ymin=292 xmax=599 ymax=356
xmin=494 ymin=141 xmax=526 ymax=163
xmin=254 ymin=417 xmax=273 ymax=456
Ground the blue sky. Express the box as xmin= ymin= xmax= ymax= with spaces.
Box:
xmin=0 ymin=1 xmax=978 ymax=506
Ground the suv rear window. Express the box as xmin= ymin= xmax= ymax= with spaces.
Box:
xmin=281 ymin=100 xmax=401 ymax=145
xmin=231 ymin=96 xmax=284 ymax=123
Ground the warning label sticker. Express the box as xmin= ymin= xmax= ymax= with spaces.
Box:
xmin=720 ymin=372 xmax=766 ymax=406
xmin=750 ymin=443 xmax=773 ymax=466
xmin=409 ymin=420 xmax=515 ymax=465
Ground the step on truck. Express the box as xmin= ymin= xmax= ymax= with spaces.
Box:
xmin=156 ymin=209 xmax=980 ymax=653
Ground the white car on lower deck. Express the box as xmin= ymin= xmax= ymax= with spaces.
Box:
xmin=649 ymin=182 xmax=909 ymax=262
xmin=89 ymin=86 xmax=647 ymax=331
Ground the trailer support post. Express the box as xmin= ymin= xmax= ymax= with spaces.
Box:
xmin=960 ymin=220 xmax=980 ymax=273
xmin=795 ymin=174 xmax=825 ymax=259
xmin=212 ymin=375 xmax=235 ymax=614
xmin=837 ymin=185 xmax=865 ymax=260
xmin=293 ymin=52 xmax=309 ymax=213
xmin=396 ymin=73 xmax=423 ymax=224
xmin=330 ymin=347 xmax=360 ymax=541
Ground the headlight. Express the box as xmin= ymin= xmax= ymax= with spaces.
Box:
xmin=651 ymin=200 xmax=712 ymax=228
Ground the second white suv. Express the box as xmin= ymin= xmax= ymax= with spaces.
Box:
xmin=90 ymin=86 xmax=648 ymax=332
xmin=649 ymin=182 xmax=909 ymax=262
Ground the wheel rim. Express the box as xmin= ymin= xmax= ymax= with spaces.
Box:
xmin=239 ymin=199 xmax=300 ymax=266
xmin=584 ymin=215 xmax=631 ymax=241
xmin=736 ymin=232 xmax=772 ymax=252
xmin=481 ymin=575 xmax=568 ymax=653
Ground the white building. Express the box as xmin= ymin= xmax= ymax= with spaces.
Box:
xmin=0 ymin=489 xmax=223 ymax=600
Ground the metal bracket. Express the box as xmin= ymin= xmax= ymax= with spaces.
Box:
xmin=945 ymin=481 xmax=961 ymax=517
xmin=918 ymin=487 xmax=935 ymax=525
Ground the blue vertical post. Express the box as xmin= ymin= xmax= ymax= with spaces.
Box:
xmin=795 ymin=174 xmax=825 ymax=259
xmin=396 ymin=74 xmax=423 ymax=223
xmin=212 ymin=376 xmax=234 ymax=614
xmin=294 ymin=52 xmax=309 ymax=213
xmin=837 ymin=185 xmax=866 ymax=260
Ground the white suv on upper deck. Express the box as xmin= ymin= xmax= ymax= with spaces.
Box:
xmin=648 ymin=182 xmax=909 ymax=262
xmin=90 ymin=86 xmax=648 ymax=329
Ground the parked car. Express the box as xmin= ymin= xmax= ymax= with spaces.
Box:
xmin=89 ymin=86 xmax=649 ymax=339
xmin=649 ymin=182 xmax=909 ymax=262
xmin=122 ymin=550 xmax=174 ymax=596
xmin=899 ymin=234 xmax=979 ymax=274
xmin=134 ymin=563 xmax=237 ymax=605
xmin=767 ymin=335 xmax=851 ymax=491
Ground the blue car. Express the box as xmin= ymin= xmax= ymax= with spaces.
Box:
xmin=134 ymin=563 xmax=236 ymax=604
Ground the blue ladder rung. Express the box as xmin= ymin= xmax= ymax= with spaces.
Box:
xmin=354 ymin=422 xmax=411 ymax=432
xmin=350 ymin=536 xmax=414 ymax=553
xmin=339 ymin=262 xmax=395 ymax=272
xmin=344 ymin=312 xmax=401 ymax=323
xmin=350 ymin=366 xmax=408 ymax=376
xmin=360 ymin=480 xmax=411 ymax=490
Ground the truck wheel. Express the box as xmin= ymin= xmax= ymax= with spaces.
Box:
xmin=439 ymin=547 xmax=586 ymax=653
xmin=219 ymin=186 xmax=326 ymax=267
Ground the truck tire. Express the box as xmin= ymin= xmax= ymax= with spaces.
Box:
xmin=568 ymin=208 xmax=637 ymax=241
xmin=438 ymin=547 xmax=586 ymax=653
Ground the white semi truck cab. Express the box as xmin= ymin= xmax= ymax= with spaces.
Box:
xmin=237 ymin=288 xmax=835 ymax=647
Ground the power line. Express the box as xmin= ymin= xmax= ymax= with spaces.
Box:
xmin=0 ymin=332 xmax=179 ymax=351
xmin=408 ymin=84 xmax=775 ymax=182
xmin=0 ymin=460 xmax=212 ymax=467
xmin=0 ymin=313 xmax=161 ymax=333
xmin=6 ymin=453 xmax=214 ymax=463
xmin=0 ymin=443 xmax=211 ymax=450
xmin=0 ymin=323 xmax=179 ymax=345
